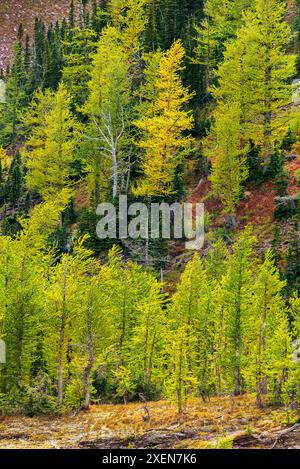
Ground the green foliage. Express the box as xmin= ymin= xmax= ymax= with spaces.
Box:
xmin=286 ymin=229 xmax=300 ymax=295
xmin=62 ymin=27 xmax=97 ymax=110
xmin=83 ymin=25 xmax=132 ymax=202
xmin=5 ymin=151 xmax=24 ymax=206
xmin=210 ymin=0 xmax=296 ymax=171
xmin=133 ymin=41 xmax=194 ymax=197
xmin=215 ymin=437 xmax=233 ymax=449
xmin=1 ymin=0 xmax=300 ymax=418
xmin=209 ymin=103 xmax=249 ymax=214
xmin=282 ymin=128 xmax=297 ymax=152
xmin=23 ymin=83 xmax=80 ymax=199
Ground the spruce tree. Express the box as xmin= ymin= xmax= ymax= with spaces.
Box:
xmin=6 ymin=150 xmax=23 ymax=206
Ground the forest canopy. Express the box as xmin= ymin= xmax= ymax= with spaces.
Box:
xmin=1 ymin=0 xmax=300 ymax=416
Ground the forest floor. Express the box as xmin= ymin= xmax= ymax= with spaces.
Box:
xmin=0 ymin=395 xmax=300 ymax=449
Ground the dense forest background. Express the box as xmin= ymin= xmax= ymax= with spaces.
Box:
xmin=1 ymin=0 xmax=300 ymax=421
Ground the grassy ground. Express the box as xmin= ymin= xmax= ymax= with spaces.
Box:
xmin=0 ymin=395 xmax=299 ymax=449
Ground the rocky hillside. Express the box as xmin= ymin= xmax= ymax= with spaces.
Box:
xmin=0 ymin=0 xmax=71 ymax=70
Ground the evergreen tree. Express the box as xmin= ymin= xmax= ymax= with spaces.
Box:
xmin=0 ymin=37 xmax=28 ymax=149
xmin=23 ymin=83 xmax=79 ymax=200
xmin=6 ymin=150 xmax=23 ymax=206
xmin=69 ymin=0 xmax=76 ymax=31
xmin=212 ymin=0 xmax=296 ymax=165
xmin=221 ymin=227 xmax=256 ymax=395
xmin=83 ymin=26 xmax=131 ymax=202
xmin=31 ymin=18 xmax=46 ymax=90
xmin=209 ymin=103 xmax=249 ymax=215
xmin=133 ymin=40 xmax=194 ymax=197
xmin=62 ymin=26 xmax=97 ymax=109
xmin=44 ymin=239 xmax=96 ymax=405
xmin=0 ymin=193 xmax=70 ymax=396
xmin=244 ymin=252 xmax=291 ymax=406
xmin=42 ymin=23 xmax=63 ymax=90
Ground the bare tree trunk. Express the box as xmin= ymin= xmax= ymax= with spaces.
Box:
xmin=177 ymin=334 xmax=184 ymax=414
xmin=147 ymin=330 xmax=156 ymax=387
xmin=216 ymin=306 xmax=224 ymax=397
xmin=58 ymin=322 xmax=65 ymax=405
xmin=234 ymin=269 xmax=242 ymax=396
xmin=58 ymin=265 xmax=68 ymax=405
xmin=112 ymin=146 xmax=118 ymax=200
xmin=256 ymin=285 xmax=268 ymax=407
xmin=83 ymin=348 xmax=94 ymax=411
xmin=83 ymin=306 xmax=95 ymax=411
xmin=143 ymin=314 xmax=149 ymax=389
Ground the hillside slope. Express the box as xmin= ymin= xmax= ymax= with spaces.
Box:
xmin=0 ymin=0 xmax=70 ymax=70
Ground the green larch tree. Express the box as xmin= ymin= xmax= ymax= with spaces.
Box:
xmin=23 ymin=83 xmax=79 ymax=200
xmin=163 ymin=324 xmax=195 ymax=413
xmin=130 ymin=278 xmax=166 ymax=395
xmin=44 ymin=239 xmax=95 ymax=406
xmin=244 ymin=252 xmax=291 ymax=406
xmin=169 ymin=255 xmax=204 ymax=396
xmin=133 ymin=40 xmax=194 ymax=197
xmin=209 ymin=103 xmax=249 ymax=215
xmin=213 ymin=0 xmax=296 ymax=165
xmin=83 ymin=26 xmax=131 ymax=203
xmin=0 ymin=192 xmax=70 ymax=395
xmin=221 ymin=227 xmax=256 ymax=395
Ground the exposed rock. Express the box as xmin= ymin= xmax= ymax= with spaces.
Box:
xmin=286 ymin=154 xmax=298 ymax=161
xmin=79 ymin=429 xmax=199 ymax=449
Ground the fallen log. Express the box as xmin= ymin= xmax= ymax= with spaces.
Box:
xmin=270 ymin=423 xmax=300 ymax=449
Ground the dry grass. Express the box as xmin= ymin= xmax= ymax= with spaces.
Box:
xmin=0 ymin=395 xmax=297 ymax=449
